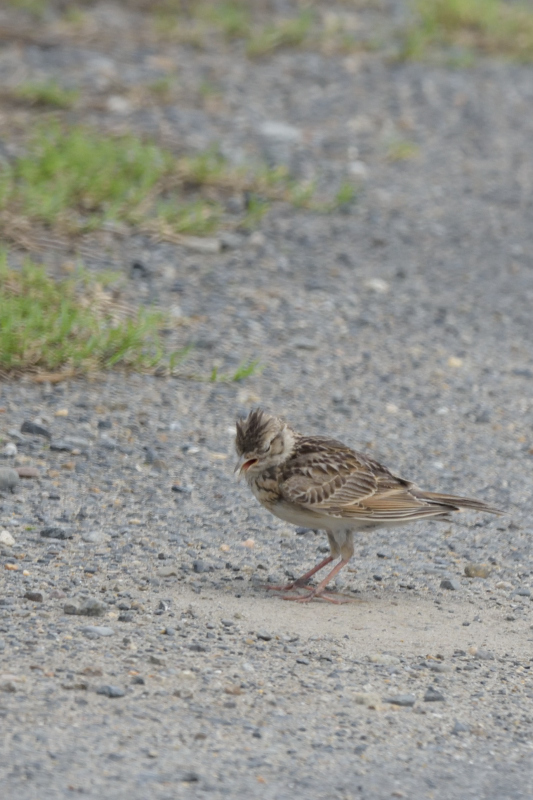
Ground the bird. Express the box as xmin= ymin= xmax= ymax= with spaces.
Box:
xmin=235 ymin=408 xmax=502 ymax=604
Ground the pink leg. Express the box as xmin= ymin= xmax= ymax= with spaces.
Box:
xmin=281 ymin=558 xmax=352 ymax=603
xmin=266 ymin=555 xmax=334 ymax=593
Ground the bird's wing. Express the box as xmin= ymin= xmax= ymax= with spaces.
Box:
xmin=278 ymin=437 xmax=385 ymax=509
xmin=279 ymin=438 xmax=454 ymax=522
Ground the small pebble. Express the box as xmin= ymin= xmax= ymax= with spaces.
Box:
xmin=96 ymin=685 xmax=125 ymax=698
xmin=16 ymin=467 xmax=40 ymax=479
xmin=40 ymin=527 xmax=72 ymax=540
xmin=452 ymin=721 xmax=471 ymax=734
xmin=21 ymin=421 xmax=51 ymax=438
xmin=64 ymin=598 xmax=107 ymax=617
xmin=474 ymin=649 xmax=495 ymax=661
xmin=0 ymin=529 xmax=15 ymax=547
xmin=81 ymin=531 xmax=106 ymax=544
xmin=158 ymin=566 xmax=178 ymax=578
xmin=353 ymin=692 xmax=381 ymax=708
xmin=384 ymin=694 xmax=416 ymax=707
xmin=24 ymin=591 xmax=43 ymax=603
xmin=1 ymin=443 xmax=17 ymax=457
xmin=0 ymin=468 xmax=20 ymax=492
xmin=81 ymin=626 xmax=115 ymax=638
xmin=464 ymin=564 xmax=491 ymax=579
xmin=424 ymin=687 xmax=446 ymax=702
xmin=440 ymin=579 xmax=461 ymax=591
xmin=369 ymin=654 xmax=400 ymax=665
xmin=257 ymin=631 xmax=272 ymax=641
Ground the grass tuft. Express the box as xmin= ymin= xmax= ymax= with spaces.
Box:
xmin=5 ymin=0 xmax=46 ymax=17
xmin=199 ymin=1 xmax=251 ymax=39
xmin=209 ymin=359 xmax=262 ymax=383
xmin=246 ymin=10 xmax=314 ymax=57
xmin=0 ymin=122 xmax=352 ymax=245
xmin=386 ymin=139 xmax=420 ymax=162
xmin=402 ymin=0 xmax=533 ymax=62
xmin=13 ymin=80 xmax=79 ymax=109
xmin=0 ymin=255 xmax=187 ymax=375
xmin=0 ymin=122 xmax=172 ymax=232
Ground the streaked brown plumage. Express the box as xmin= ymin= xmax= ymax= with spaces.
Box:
xmin=235 ymin=408 xmax=502 ymax=603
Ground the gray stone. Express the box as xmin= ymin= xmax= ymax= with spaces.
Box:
xmin=24 ymin=591 xmax=43 ymax=603
xmin=258 ymin=120 xmax=301 ymax=142
xmin=474 ymin=649 xmax=495 ymax=661
xmin=0 ymin=529 xmax=15 ymax=547
xmin=464 ymin=564 xmax=491 ymax=578
xmin=96 ymin=685 xmax=125 ymax=697
xmin=7 ymin=429 xmax=26 ymax=444
xmin=384 ymin=694 xmax=416 ymax=707
xmin=81 ymin=530 xmax=106 ymax=544
xmin=512 ymin=588 xmax=531 ymax=597
xmin=427 ymin=662 xmax=452 ymax=673
xmin=158 ymin=566 xmax=178 ymax=577
xmin=257 ymin=631 xmax=272 ymax=641
xmin=79 ymin=598 xmax=107 ymax=617
xmin=65 ymin=598 xmax=107 ymax=617
xmin=452 ymin=721 xmax=471 ymax=734
xmin=0 ymin=467 xmax=20 ymax=492
xmin=424 ymin=687 xmax=446 ymax=702
xmin=1 ymin=443 xmax=17 ymax=457
xmin=21 ymin=421 xmax=51 ymax=438
xmin=369 ymin=653 xmax=400 ymax=665
xmin=50 ymin=440 xmax=75 ymax=452
xmin=440 ymin=579 xmax=461 ymax=591
xmin=63 ymin=436 xmax=92 ymax=449
xmin=81 ymin=626 xmax=115 ymax=638
xmin=291 ymin=336 xmax=318 ymax=350
xmin=41 ymin=527 xmax=72 ymax=540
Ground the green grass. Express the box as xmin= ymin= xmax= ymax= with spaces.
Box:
xmin=209 ymin=359 xmax=262 ymax=383
xmin=151 ymin=3 xmax=320 ymax=57
xmin=13 ymin=80 xmax=79 ymax=109
xmin=334 ymin=181 xmax=358 ymax=206
xmin=156 ymin=198 xmax=223 ymax=235
xmin=0 ymin=122 xmax=172 ymax=232
xmin=198 ymin=1 xmax=251 ymax=39
xmin=386 ymin=139 xmax=420 ymax=162
xmin=5 ymin=0 xmax=46 ymax=17
xmin=0 ymin=122 xmax=353 ymax=245
xmin=0 ymin=256 xmax=188 ymax=375
xmin=402 ymin=0 xmax=533 ymax=62
xmin=246 ymin=10 xmax=314 ymax=57
xmin=147 ymin=76 xmax=176 ymax=102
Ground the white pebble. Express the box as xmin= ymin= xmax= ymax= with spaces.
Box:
xmin=0 ymin=529 xmax=15 ymax=547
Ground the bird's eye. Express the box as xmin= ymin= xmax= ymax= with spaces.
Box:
xmin=259 ymin=442 xmax=271 ymax=455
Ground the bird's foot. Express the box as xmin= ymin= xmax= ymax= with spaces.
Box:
xmin=265 ymin=579 xmax=309 ymax=592
xmin=280 ymin=588 xmax=353 ymax=604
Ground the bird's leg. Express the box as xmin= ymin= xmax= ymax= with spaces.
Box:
xmin=280 ymin=558 xmax=352 ymax=603
xmin=266 ymin=555 xmax=334 ymax=592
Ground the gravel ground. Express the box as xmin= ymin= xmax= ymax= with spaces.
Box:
xmin=1 ymin=3 xmax=533 ymax=799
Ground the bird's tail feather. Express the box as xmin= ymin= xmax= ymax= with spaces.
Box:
xmin=419 ymin=491 xmax=503 ymax=516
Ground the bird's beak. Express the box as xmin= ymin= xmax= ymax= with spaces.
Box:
xmin=234 ymin=457 xmax=257 ymax=477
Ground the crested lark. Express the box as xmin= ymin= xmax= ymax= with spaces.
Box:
xmin=235 ymin=408 xmax=502 ymax=603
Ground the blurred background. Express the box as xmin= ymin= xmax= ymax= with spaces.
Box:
xmin=0 ymin=0 xmax=532 ymax=494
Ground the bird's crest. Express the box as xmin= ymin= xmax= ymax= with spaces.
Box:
xmin=235 ymin=408 xmax=281 ymax=455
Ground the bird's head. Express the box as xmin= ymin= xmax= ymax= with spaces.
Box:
xmin=235 ymin=408 xmax=296 ymax=478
